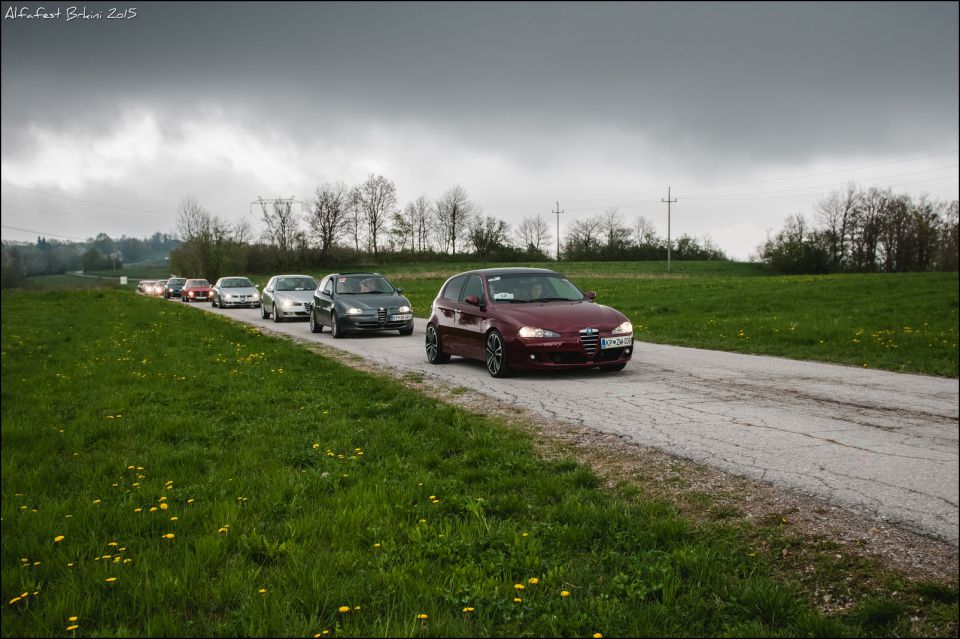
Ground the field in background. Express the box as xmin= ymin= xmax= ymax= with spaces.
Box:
xmin=3 ymin=289 xmax=956 ymax=637
xmin=57 ymin=262 xmax=960 ymax=377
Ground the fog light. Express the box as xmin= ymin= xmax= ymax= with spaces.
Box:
xmin=625 ymin=348 xmax=631 ymax=355
xmin=529 ymin=354 xmax=536 ymax=360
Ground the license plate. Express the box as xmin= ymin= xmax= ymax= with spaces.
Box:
xmin=389 ymin=313 xmax=413 ymax=321
xmin=600 ymin=336 xmax=632 ymax=349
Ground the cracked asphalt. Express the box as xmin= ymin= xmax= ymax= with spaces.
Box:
xmin=189 ymin=301 xmax=959 ymax=545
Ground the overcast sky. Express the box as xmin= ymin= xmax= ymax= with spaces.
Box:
xmin=2 ymin=1 xmax=957 ymax=260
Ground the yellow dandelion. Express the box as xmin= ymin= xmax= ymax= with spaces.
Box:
xmin=462 ymin=606 xmax=475 ymax=613
xmin=372 ymin=543 xmax=381 ymax=548
xmin=54 ymin=535 xmax=65 ymax=543
xmin=92 ymin=499 xmax=101 ymax=504
xmin=218 ymin=527 xmax=229 ymax=534
xmin=9 ymin=597 xmax=22 ymax=605
xmin=66 ymin=625 xmax=79 ymax=631
xmin=134 ymin=508 xmax=142 ymax=513
xmin=159 ymin=503 xmax=169 ymax=510
xmin=68 ymin=616 xmax=78 ymax=622
xmin=108 ymin=542 xmax=118 ymax=547
xmin=513 ymin=597 xmax=522 ymax=603
xmin=162 ymin=533 xmax=175 ymax=539
xmin=354 ymin=606 xmax=361 ymax=611
xmin=187 ymin=499 xmax=194 ymax=504
xmin=170 ymin=516 xmax=178 ymax=521
xmin=417 ymin=613 xmax=429 ymax=620
xmin=560 ymin=590 xmax=570 ymax=597
xmin=105 ymin=577 xmax=117 ymax=583
xmin=593 ymin=634 xmax=603 ymax=638
xmin=149 ymin=507 xmax=158 ymax=512
xmin=258 ymin=588 xmax=267 ymax=594
xmin=514 ymin=583 xmax=525 ymax=590
xmin=528 ymin=577 xmax=539 ymax=584
xmin=338 ymin=606 xmax=350 ymax=613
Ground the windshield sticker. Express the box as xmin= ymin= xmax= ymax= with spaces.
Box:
xmin=338 ymin=278 xmax=347 ymax=283
xmin=493 ymin=292 xmax=514 ymax=300
xmin=488 ymin=276 xmax=501 ymax=282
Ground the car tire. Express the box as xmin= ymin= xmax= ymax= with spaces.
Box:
xmin=425 ymin=324 xmax=450 ymax=364
xmin=309 ymin=310 xmax=323 ymax=334
xmin=272 ymin=304 xmax=281 ymax=323
xmin=485 ymin=330 xmax=511 ymax=378
xmin=261 ymin=303 xmax=269 ymax=319
xmin=211 ymin=296 xmax=218 ymax=308
xmin=331 ymin=312 xmax=343 ymax=339
xmin=599 ymin=363 xmax=627 ymax=372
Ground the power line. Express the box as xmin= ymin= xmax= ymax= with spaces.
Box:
xmin=0 ymin=181 xmax=170 ymax=216
xmin=0 ymin=203 xmax=170 ymax=221
xmin=0 ymin=224 xmax=91 ymax=242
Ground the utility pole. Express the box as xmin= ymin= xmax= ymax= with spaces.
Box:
xmin=554 ymin=201 xmax=563 ymax=261
xmin=661 ymin=187 xmax=677 ymax=273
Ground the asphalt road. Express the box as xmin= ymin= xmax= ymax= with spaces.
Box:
xmin=183 ymin=299 xmax=959 ymax=545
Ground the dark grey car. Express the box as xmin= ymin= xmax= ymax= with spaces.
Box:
xmin=164 ymin=277 xmax=186 ymax=299
xmin=310 ymin=273 xmax=414 ymax=338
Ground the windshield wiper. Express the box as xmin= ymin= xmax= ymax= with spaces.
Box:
xmin=529 ymin=297 xmax=573 ymax=302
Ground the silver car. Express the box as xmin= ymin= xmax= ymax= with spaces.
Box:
xmin=260 ymin=274 xmax=317 ymax=322
xmin=211 ymin=276 xmax=261 ymax=309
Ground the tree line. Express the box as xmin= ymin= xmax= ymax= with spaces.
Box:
xmin=757 ymin=184 xmax=959 ymax=274
xmin=1 ymin=232 xmax=180 ymax=288
xmin=171 ymin=174 xmax=726 ymax=281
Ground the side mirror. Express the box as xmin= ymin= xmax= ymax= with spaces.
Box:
xmin=396 ymin=287 xmax=404 ymax=294
xmin=464 ymin=295 xmax=481 ymax=306
xmin=585 ymin=291 xmax=597 ymax=301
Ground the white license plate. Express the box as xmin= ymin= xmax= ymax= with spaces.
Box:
xmin=389 ymin=313 xmax=413 ymax=321
xmin=600 ymin=336 xmax=632 ymax=349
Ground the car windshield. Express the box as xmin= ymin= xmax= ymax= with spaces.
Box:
xmin=335 ymin=275 xmax=395 ymax=295
xmin=222 ymin=278 xmax=253 ymax=288
xmin=276 ymin=277 xmax=316 ymax=291
xmin=486 ymin=273 xmax=585 ymax=303
xmin=167 ymin=279 xmax=186 ymax=286
xmin=185 ymin=279 xmax=209 ymax=287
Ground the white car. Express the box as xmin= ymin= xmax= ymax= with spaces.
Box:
xmin=260 ymin=274 xmax=317 ymax=322
xmin=211 ymin=276 xmax=261 ymax=309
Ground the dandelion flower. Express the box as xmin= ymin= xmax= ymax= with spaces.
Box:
xmin=338 ymin=606 xmax=350 ymax=613
xmin=372 ymin=543 xmax=381 ymax=548
xmin=9 ymin=597 xmax=22 ymax=605
xmin=66 ymin=625 xmax=79 ymax=631
xmin=560 ymin=590 xmax=570 ymax=597
xmin=258 ymin=588 xmax=267 ymax=594
xmin=170 ymin=516 xmax=178 ymax=521
xmin=514 ymin=583 xmax=525 ymax=590
xmin=105 ymin=577 xmax=117 ymax=583
xmin=54 ymin=535 xmax=65 ymax=543
xmin=513 ymin=597 xmax=522 ymax=603
xmin=593 ymin=634 xmax=603 ymax=638
xmin=528 ymin=577 xmax=539 ymax=584
xmin=68 ymin=616 xmax=78 ymax=622
xmin=159 ymin=503 xmax=169 ymax=510
xmin=462 ymin=606 xmax=475 ymax=613
xmin=162 ymin=533 xmax=175 ymax=539
xmin=417 ymin=613 xmax=429 ymax=620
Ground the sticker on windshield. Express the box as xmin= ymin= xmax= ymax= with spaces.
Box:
xmin=338 ymin=278 xmax=347 ymax=283
xmin=493 ymin=292 xmax=514 ymax=300
xmin=488 ymin=276 xmax=501 ymax=282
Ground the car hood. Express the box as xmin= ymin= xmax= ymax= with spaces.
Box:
xmin=220 ymin=287 xmax=258 ymax=296
xmin=336 ymin=293 xmax=410 ymax=310
xmin=184 ymin=285 xmax=211 ymax=292
xmin=274 ymin=290 xmax=315 ymax=303
xmin=493 ymin=301 xmax=627 ymax=332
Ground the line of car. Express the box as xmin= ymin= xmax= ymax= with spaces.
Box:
xmin=142 ymin=267 xmax=634 ymax=378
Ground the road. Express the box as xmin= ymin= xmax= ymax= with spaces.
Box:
xmin=185 ymin=299 xmax=959 ymax=545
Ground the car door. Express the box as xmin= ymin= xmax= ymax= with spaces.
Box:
xmin=314 ymin=276 xmax=335 ymax=325
xmin=453 ymin=274 xmax=487 ymax=360
xmin=434 ymin=274 xmax=468 ymax=355
xmin=262 ymin=277 xmax=277 ymax=311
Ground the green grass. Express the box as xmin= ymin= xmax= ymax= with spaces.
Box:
xmin=2 ymin=289 xmax=957 ymax=637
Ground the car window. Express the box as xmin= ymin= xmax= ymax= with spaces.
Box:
xmin=323 ymin=278 xmax=334 ymax=295
xmin=224 ymin=278 xmax=252 ymax=288
xmin=441 ymin=275 xmax=468 ymax=301
xmin=461 ymin=274 xmax=484 ymax=303
xmin=487 ymin=273 xmax=583 ymax=302
xmin=185 ymin=279 xmax=209 ymax=287
xmin=276 ymin=277 xmax=316 ymax=291
xmin=168 ymin=279 xmax=186 ymax=286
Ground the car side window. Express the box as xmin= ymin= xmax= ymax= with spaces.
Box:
xmin=323 ymin=278 xmax=334 ymax=295
xmin=461 ymin=274 xmax=484 ymax=304
xmin=441 ymin=275 xmax=467 ymax=301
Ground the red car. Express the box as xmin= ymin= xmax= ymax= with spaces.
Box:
xmin=425 ymin=268 xmax=633 ymax=377
xmin=180 ymin=278 xmax=212 ymax=303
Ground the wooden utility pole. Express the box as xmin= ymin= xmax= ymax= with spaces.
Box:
xmin=661 ymin=187 xmax=677 ymax=273
xmin=554 ymin=201 xmax=563 ymax=261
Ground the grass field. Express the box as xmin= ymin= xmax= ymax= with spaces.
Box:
xmin=3 ymin=290 xmax=956 ymax=637
xmin=63 ymin=262 xmax=960 ymax=377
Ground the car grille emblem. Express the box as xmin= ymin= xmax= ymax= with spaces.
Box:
xmin=579 ymin=328 xmax=599 ymax=358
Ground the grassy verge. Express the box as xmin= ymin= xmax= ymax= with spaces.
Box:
xmin=2 ymin=290 xmax=956 ymax=636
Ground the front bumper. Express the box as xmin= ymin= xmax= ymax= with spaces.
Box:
xmin=339 ymin=312 xmax=414 ymax=332
xmin=221 ymin=296 xmax=260 ymax=308
xmin=276 ymin=303 xmax=310 ymax=318
xmin=506 ymin=333 xmax=633 ymax=370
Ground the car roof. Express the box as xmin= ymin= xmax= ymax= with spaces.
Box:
xmin=328 ymin=272 xmax=382 ymax=278
xmin=459 ymin=267 xmax=559 ymax=278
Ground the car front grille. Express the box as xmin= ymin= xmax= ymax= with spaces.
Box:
xmin=579 ymin=328 xmax=599 ymax=358
xmin=377 ymin=308 xmax=387 ymax=324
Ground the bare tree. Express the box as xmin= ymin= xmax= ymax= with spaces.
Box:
xmin=434 ymin=185 xmax=476 ymax=255
xmin=815 ymin=182 xmax=859 ymax=268
xmin=389 ymin=209 xmax=414 ymax=252
xmin=518 ymin=214 xmax=552 ymax=253
xmin=257 ymin=196 xmax=301 ymax=254
xmin=599 ymin=207 xmax=631 ymax=252
xmin=563 ymin=216 xmax=604 ymax=256
xmin=468 ymin=215 xmax=510 ymax=257
xmin=631 ymin=215 xmax=658 ymax=245
xmin=406 ymin=194 xmax=434 ymax=253
xmin=307 ymin=182 xmax=350 ymax=256
xmin=352 ymin=174 xmax=396 ymax=257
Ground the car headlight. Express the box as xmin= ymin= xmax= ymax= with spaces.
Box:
xmin=518 ymin=326 xmax=561 ymax=338
xmin=612 ymin=321 xmax=633 ymax=335
xmin=398 ymin=305 xmax=411 ymax=313
xmin=252 ymin=292 xmax=260 ymax=300
xmin=345 ymin=307 xmax=363 ymax=315
xmin=281 ymin=299 xmax=298 ymax=308
xmin=188 ymin=291 xmax=195 ymax=297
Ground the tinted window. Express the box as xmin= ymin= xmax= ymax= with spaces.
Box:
xmin=461 ymin=274 xmax=484 ymax=303
xmin=222 ymin=277 xmax=253 ymax=288
xmin=323 ymin=278 xmax=334 ymax=295
xmin=335 ymin=275 xmax=394 ymax=294
xmin=441 ymin=275 xmax=468 ymax=301
xmin=276 ymin=277 xmax=316 ymax=291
